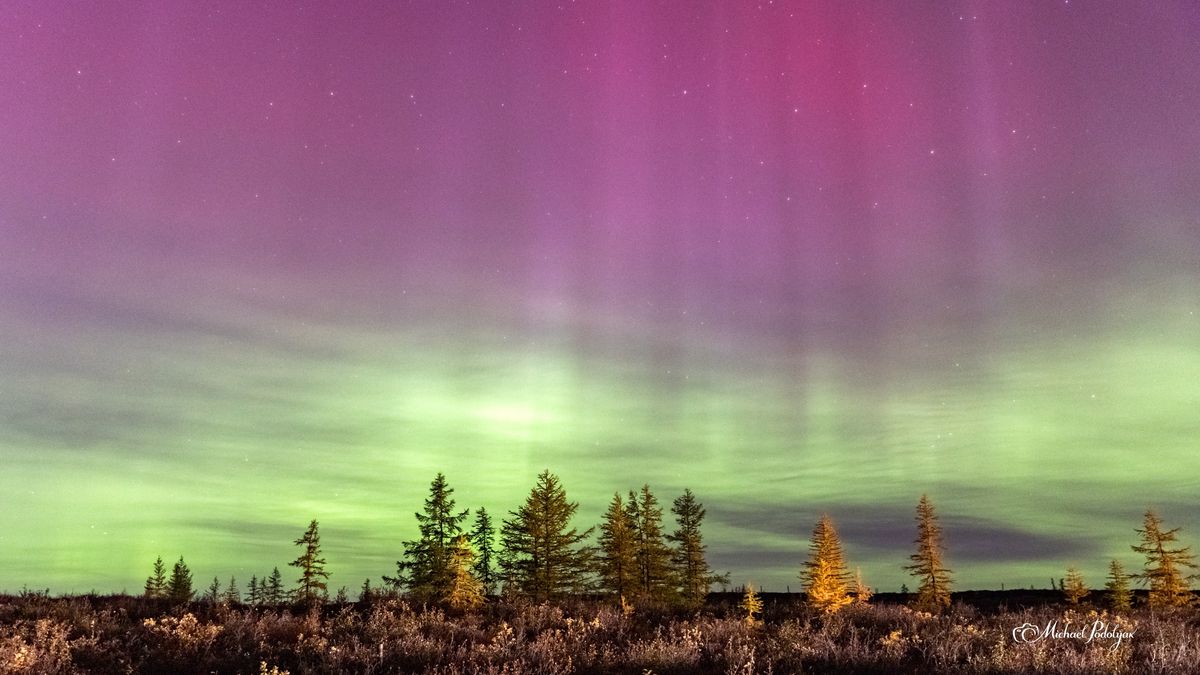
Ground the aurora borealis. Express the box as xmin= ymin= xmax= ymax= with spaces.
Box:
xmin=2 ymin=1 xmax=1199 ymax=595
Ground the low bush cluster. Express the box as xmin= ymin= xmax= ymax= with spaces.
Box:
xmin=0 ymin=594 xmax=1196 ymax=674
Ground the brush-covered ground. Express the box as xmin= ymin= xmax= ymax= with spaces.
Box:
xmin=0 ymin=591 xmax=1197 ymax=674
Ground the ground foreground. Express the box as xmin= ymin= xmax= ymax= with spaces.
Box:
xmin=1 ymin=593 xmax=1198 ymax=674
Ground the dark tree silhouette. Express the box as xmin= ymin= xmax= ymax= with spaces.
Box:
xmin=667 ymin=488 xmax=726 ymax=607
xmin=289 ymin=519 xmax=330 ymax=604
xmin=144 ymin=556 xmax=167 ymax=599
xmin=904 ymin=495 xmax=952 ymax=612
xmin=266 ymin=567 xmax=286 ymax=604
xmin=387 ymin=473 xmax=469 ymax=601
xmin=222 ymin=576 xmax=240 ymax=605
xmin=167 ymin=557 xmax=193 ymax=603
xmin=629 ymin=485 xmax=675 ymax=601
xmin=597 ymin=492 xmax=638 ymax=599
xmin=470 ymin=507 xmax=497 ymax=595
xmin=499 ymin=470 xmax=594 ymax=600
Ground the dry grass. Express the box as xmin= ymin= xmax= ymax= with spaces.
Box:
xmin=0 ymin=592 xmax=1196 ymax=674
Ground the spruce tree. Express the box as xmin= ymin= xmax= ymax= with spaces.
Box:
xmin=629 ymin=484 xmax=674 ymax=601
xmin=247 ymin=575 xmax=260 ymax=606
xmin=801 ymin=514 xmax=852 ymax=613
xmin=387 ymin=473 xmax=469 ymax=600
xmin=1105 ymin=559 xmax=1132 ymax=612
xmin=222 ymin=576 xmax=241 ymax=605
xmin=1063 ymin=567 xmax=1088 ymax=605
xmin=167 ymin=557 xmax=193 ymax=603
xmin=360 ymin=578 xmax=373 ymax=603
xmin=289 ymin=519 xmax=330 ymax=605
xmin=144 ymin=556 xmax=167 ymax=599
xmin=470 ymin=507 xmax=497 ymax=595
xmin=597 ymin=492 xmax=638 ymax=600
xmin=905 ymin=494 xmax=952 ymax=612
xmin=266 ymin=567 xmax=285 ymax=604
xmin=204 ymin=576 xmax=221 ymax=603
xmin=1131 ymin=510 xmax=1196 ymax=609
xmin=667 ymin=488 xmax=726 ymax=607
xmin=499 ymin=470 xmax=594 ymax=600
xmin=445 ymin=534 xmax=485 ymax=611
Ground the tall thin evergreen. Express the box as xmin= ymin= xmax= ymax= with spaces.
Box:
xmin=266 ymin=567 xmax=286 ymax=604
xmin=445 ymin=534 xmax=485 ymax=611
xmin=667 ymin=488 xmax=725 ymax=607
xmin=144 ymin=556 xmax=167 ymax=599
xmin=1105 ymin=559 xmax=1132 ymax=612
xmin=904 ymin=494 xmax=952 ymax=612
xmin=1063 ymin=567 xmax=1088 ymax=605
xmin=167 ymin=557 xmax=194 ymax=603
xmin=499 ymin=470 xmax=594 ymax=600
xmin=222 ymin=576 xmax=241 ymax=605
xmin=597 ymin=492 xmax=638 ymax=599
xmin=204 ymin=576 xmax=222 ymax=603
xmin=629 ymin=484 xmax=674 ymax=600
xmin=289 ymin=519 xmax=330 ymax=604
xmin=470 ymin=507 xmax=497 ymax=595
xmin=801 ymin=514 xmax=852 ymax=613
xmin=1131 ymin=510 xmax=1196 ymax=609
xmin=247 ymin=575 xmax=260 ymax=606
xmin=387 ymin=473 xmax=470 ymax=600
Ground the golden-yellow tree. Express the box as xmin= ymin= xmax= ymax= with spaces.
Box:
xmin=1131 ymin=510 xmax=1196 ymax=609
xmin=853 ymin=567 xmax=872 ymax=605
xmin=1105 ymin=559 xmax=1132 ymax=612
xmin=445 ymin=535 xmax=485 ymax=612
xmin=905 ymin=495 xmax=952 ymax=612
xmin=801 ymin=514 xmax=852 ymax=613
xmin=740 ymin=582 xmax=762 ymax=625
xmin=1062 ymin=566 xmax=1088 ymax=605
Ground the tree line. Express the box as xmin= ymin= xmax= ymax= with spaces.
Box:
xmin=142 ymin=474 xmax=1196 ymax=614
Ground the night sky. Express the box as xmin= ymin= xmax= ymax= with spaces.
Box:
xmin=2 ymin=1 xmax=1199 ymax=595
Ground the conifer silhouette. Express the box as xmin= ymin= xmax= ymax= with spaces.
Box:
xmin=905 ymin=495 xmax=952 ymax=612
xmin=144 ymin=556 xmax=167 ymax=599
xmin=668 ymin=488 xmax=726 ymax=607
xmin=290 ymin=519 xmax=330 ymax=604
xmin=1131 ymin=510 xmax=1196 ymax=609
xmin=597 ymin=492 xmax=638 ymax=599
xmin=499 ymin=470 xmax=594 ymax=600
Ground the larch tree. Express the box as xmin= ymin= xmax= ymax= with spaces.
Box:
xmin=905 ymin=494 xmax=953 ymax=612
xmin=470 ymin=507 xmax=497 ymax=595
xmin=853 ymin=568 xmax=872 ymax=605
xmin=289 ymin=519 xmax=330 ymax=605
xmin=667 ymin=488 xmax=726 ymax=608
xmin=1063 ymin=566 xmax=1088 ymax=605
xmin=167 ymin=557 xmax=194 ymax=603
xmin=445 ymin=534 xmax=485 ymax=611
xmin=629 ymin=485 xmax=675 ymax=601
xmin=387 ymin=473 xmax=469 ymax=601
xmin=597 ymin=492 xmax=638 ymax=600
xmin=801 ymin=513 xmax=852 ymax=613
xmin=1131 ymin=510 xmax=1196 ymax=609
xmin=499 ymin=470 xmax=594 ymax=600
xmin=1105 ymin=559 xmax=1132 ymax=612
xmin=144 ymin=556 xmax=167 ymax=599
xmin=740 ymin=582 xmax=763 ymax=626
